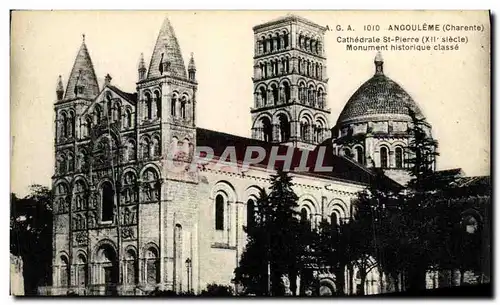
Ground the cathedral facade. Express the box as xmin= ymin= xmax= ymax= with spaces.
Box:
xmin=49 ymin=14 xmax=429 ymax=296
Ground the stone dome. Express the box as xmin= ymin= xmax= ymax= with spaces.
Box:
xmin=337 ymin=52 xmax=424 ymax=125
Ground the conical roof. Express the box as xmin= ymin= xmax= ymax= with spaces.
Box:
xmin=147 ymin=17 xmax=187 ymax=79
xmin=64 ymin=36 xmax=99 ymax=100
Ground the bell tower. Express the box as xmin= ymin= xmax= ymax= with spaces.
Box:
xmin=136 ymin=16 xmax=198 ymax=182
xmin=251 ymin=14 xmax=331 ymax=150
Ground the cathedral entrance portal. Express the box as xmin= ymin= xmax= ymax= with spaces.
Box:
xmin=96 ymin=244 xmax=118 ymax=295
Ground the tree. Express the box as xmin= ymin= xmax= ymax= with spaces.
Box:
xmin=399 ymin=107 xmax=443 ymax=292
xmin=10 ymin=184 xmax=53 ymax=295
xmin=200 ymin=283 xmax=234 ymax=296
xmin=233 ymin=189 xmax=271 ymax=295
xmin=234 ymin=169 xmax=308 ymax=296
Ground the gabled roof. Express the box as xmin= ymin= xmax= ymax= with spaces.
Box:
xmin=107 ymin=85 xmax=137 ymax=104
xmin=147 ymin=17 xmax=187 ymax=79
xmin=64 ymin=39 xmax=100 ymax=100
xmin=80 ymin=85 xmax=137 ymax=118
xmin=196 ymin=128 xmax=401 ymax=189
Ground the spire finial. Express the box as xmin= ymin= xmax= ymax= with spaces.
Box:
xmin=82 ymin=34 xmax=85 ymax=43
xmin=56 ymin=75 xmax=64 ymax=100
xmin=188 ymin=52 xmax=196 ymax=71
xmin=138 ymin=53 xmax=147 ymax=80
xmin=374 ymin=51 xmax=384 ymax=75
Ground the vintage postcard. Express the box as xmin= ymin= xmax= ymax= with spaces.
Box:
xmin=10 ymin=10 xmax=491 ymax=297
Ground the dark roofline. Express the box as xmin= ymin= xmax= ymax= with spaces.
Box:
xmin=107 ymin=85 xmax=137 ymax=104
xmin=196 ymin=128 xmax=402 ymax=190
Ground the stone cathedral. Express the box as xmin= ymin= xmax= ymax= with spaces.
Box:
xmin=49 ymin=14 xmax=442 ymax=296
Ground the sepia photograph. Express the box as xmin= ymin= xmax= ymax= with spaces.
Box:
xmin=9 ymin=10 xmax=491 ymax=297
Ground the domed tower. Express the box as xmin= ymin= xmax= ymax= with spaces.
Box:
xmin=332 ymin=52 xmax=434 ymax=185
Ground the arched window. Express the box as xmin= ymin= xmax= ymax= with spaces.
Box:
xmin=85 ymin=117 xmax=92 ymax=137
xmin=142 ymin=168 xmax=160 ymax=202
xmin=126 ymin=109 xmax=133 ymax=128
xmin=141 ymin=137 xmax=150 ymax=159
xmin=57 ymin=153 xmax=66 ymax=175
xmin=300 ymin=208 xmax=311 ymax=229
xmin=152 ymin=136 xmax=161 ymax=157
xmin=61 ymin=113 xmax=68 ymax=138
xmin=171 ymin=95 xmax=177 ymax=117
xmin=283 ymin=82 xmax=291 ymax=103
xmin=300 ymin=118 xmax=310 ymax=142
xmin=283 ymin=31 xmax=289 ymax=48
xmin=395 ymin=147 xmax=403 ymax=168
xmin=106 ymin=95 xmax=113 ymax=120
xmin=76 ymin=149 xmax=88 ymax=172
xmin=317 ymin=88 xmax=324 ymax=109
xmin=76 ymin=254 xmax=87 ymax=287
xmin=247 ymin=199 xmax=255 ymax=229
xmin=126 ymin=140 xmax=136 ymax=162
xmin=308 ymin=85 xmax=315 ymax=106
xmin=298 ymin=83 xmax=306 ymax=103
xmin=271 ymin=84 xmax=279 ymax=104
xmin=145 ymin=247 xmax=160 ymax=284
xmin=261 ymin=117 xmax=273 ymax=142
xmin=94 ymin=105 xmax=102 ymax=125
xmin=380 ymin=147 xmax=389 ymax=168
xmin=101 ymin=182 xmax=114 ymax=222
xmin=113 ymin=103 xmax=121 ymax=122
xmin=331 ymin=212 xmax=338 ymax=226
xmin=67 ymin=152 xmax=74 ymax=172
xmin=125 ymin=249 xmax=138 ymax=285
xmin=260 ymin=87 xmax=267 ymax=105
xmin=278 ymin=114 xmax=290 ymax=142
xmin=215 ymin=194 xmax=224 ymax=231
xmin=181 ymin=98 xmax=187 ymax=119
xmin=69 ymin=112 xmax=76 ymax=137
xmin=355 ymin=146 xmax=364 ymax=165
xmin=154 ymin=90 xmax=161 ymax=119
xmin=174 ymin=224 xmax=183 ymax=291
xmin=60 ymin=255 xmax=70 ymax=287
xmin=144 ymin=92 xmax=152 ymax=120
xmin=122 ymin=171 xmax=137 ymax=203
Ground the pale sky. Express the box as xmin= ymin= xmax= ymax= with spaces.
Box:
xmin=10 ymin=10 xmax=490 ymax=197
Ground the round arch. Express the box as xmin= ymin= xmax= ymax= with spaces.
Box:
xmin=211 ymin=180 xmax=238 ymax=203
xmin=273 ymin=109 xmax=292 ymax=123
xmin=298 ymin=109 xmax=314 ymax=123
xmin=142 ymin=242 xmax=160 ymax=257
xmin=91 ymin=239 xmax=118 ymax=262
xmin=319 ymin=278 xmax=337 ymax=296
xmin=252 ymin=112 xmax=273 ymax=128
xmin=244 ymin=185 xmax=263 ymax=202
xmin=138 ymin=163 xmax=162 ymax=180
xmin=327 ymin=199 xmax=348 ymax=219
